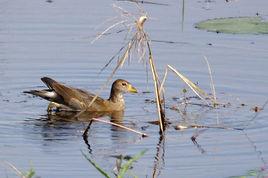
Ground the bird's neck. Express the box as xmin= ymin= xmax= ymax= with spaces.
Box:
xmin=108 ymin=89 xmax=125 ymax=104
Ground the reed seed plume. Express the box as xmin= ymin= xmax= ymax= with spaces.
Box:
xmin=90 ymin=2 xmax=166 ymax=133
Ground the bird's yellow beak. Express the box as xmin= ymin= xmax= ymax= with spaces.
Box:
xmin=128 ymin=85 xmax=138 ymax=93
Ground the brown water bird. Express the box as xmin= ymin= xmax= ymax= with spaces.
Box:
xmin=24 ymin=77 xmax=138 ymax=112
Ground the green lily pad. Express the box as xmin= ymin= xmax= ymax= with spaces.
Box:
xmin=196 ymin=16 xmax=268 ymax=34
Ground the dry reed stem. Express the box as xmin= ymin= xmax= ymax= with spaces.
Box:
xmin=204 ymin=56 xmax=217 ymax=105
xmin=91 ymin=118 xmax=148 ymax=137
xmin=116 ymin=0 xmax=169 ymax=6
xmin=148 ymin=42 xmax=165 ymax=133
xmin=189 ymin=124 xmax=242 ymax=130
xmin=4 ymin=161 xmax=26 ymax=178
xmin=175 ymin=124 xmax=243 ymax=131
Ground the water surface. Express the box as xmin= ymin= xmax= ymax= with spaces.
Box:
xmin=0 ymin=0 xmax=268 ymax=177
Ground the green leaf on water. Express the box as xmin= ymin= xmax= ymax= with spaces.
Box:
xmin=117 ymin=149 xmax=147 ymax=178
xmin=196 ymin=16 xmax=268 ymax=34
xmin=247 ymin=169 xmax=258 ymax=176
xmin=23 ymin=168 xmax=35 ymax=178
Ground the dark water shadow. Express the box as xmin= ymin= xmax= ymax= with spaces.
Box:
xmin=191 ymin=129 xmax=207 ymax=154
xmin=80 ymin=110 xmax=125 ymax=154
xmin=243 ymin=130 xmax=267 ymax=169
xmin=152 ymin=133 xmax=166 ymax=178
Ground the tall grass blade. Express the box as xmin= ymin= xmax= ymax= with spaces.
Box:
xmin=159 ymin=67 xmax=168 ymax=94
xmin=81 ymin=151 xmax=111 ymax=178
xmin=204 ymin=56 xmax=217 ymax=105
xmin=117 ymin=149 xmax=147 ymax=178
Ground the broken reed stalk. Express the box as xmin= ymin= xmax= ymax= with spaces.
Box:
xmin=167 ymin=65 xmax=211 ymax=105
xmin=147 ymin=41 xmax=166 ymax=133
xmin=175 ymin=123 xmax=243 ymax=131
xmin=91 ymin=118 xmax=148 ymax=137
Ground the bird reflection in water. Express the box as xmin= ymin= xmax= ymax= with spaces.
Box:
xmin=46 ymin=110 xmax=124 ymax=123
xmin=45 ymin=110 xmax=125 ymax=154
xmin=26 ymin=109 xmax=125 ymax=152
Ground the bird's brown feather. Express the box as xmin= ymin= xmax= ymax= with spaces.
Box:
xmin=25 ymin=77 xmax=137 ymax=112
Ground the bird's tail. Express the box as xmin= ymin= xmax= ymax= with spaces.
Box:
xmin=23 ymin=89 xmax=56 ymax=101
xmin=41 ymin=77 xmax=57 ymax=89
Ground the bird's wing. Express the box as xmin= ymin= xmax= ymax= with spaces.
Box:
xmin=75 ymin=89 xmax=107 ymax=111
xmin=51 ymin=83 xmax=87 ymax=110
xmin=41 ymin=77 xmax=107 ymax=111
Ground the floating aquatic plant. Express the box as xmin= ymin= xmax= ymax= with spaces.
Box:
xmin=196 ymin=16 xmax=268 ymax=34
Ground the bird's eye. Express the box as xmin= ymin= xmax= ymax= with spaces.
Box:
xmin=122 ymin=82 xmax=127 ymax=86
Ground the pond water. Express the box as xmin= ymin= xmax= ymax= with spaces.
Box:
xmin=0 ymin=0 xmax=268 ymax=177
